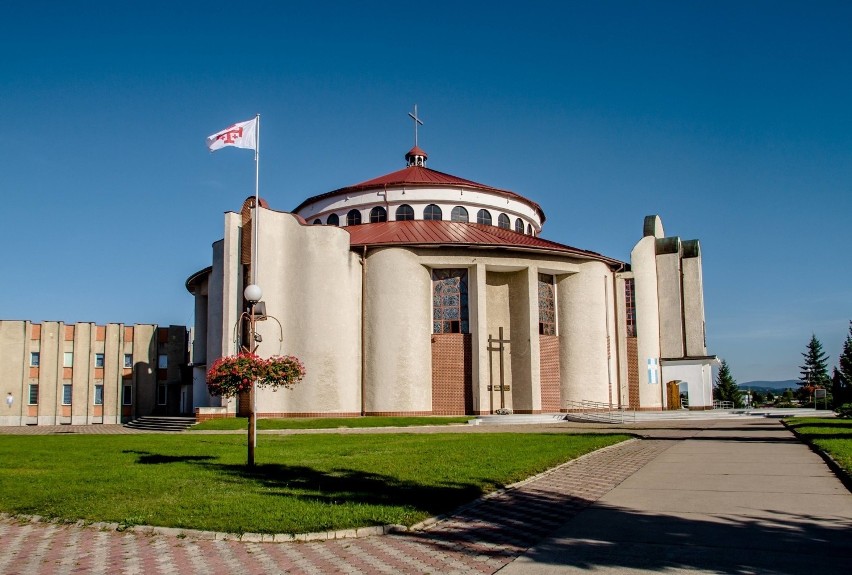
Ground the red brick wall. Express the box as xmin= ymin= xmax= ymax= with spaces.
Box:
xmin=431 ymin=333 xmax=472 ymax=415
xmin=627 ymin=337 xmax=640 ymax=409
xmin=540 ymin=335 xmax=561 ymax=412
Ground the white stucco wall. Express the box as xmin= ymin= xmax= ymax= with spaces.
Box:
xmin=253 ymin=208 xmax=362 ymax=415
xmin=656 ymin=249 xmax=684 ymax=359
xmin=682 ymin=251 xmax=707 ymax=357
xmin=296 ymin=185 xmax=543 ymax=235
xmin=364 ymin=246 xmax=432 ymax=413
xmin=558 ymin=261 xmax=613 ymax=405
xmin=661 ymin=360 xmax=714 ymax=409
xmin=631 ymin=235 xmax=664 ymax=408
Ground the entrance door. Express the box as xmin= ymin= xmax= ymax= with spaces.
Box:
xmin=666 ymin=381 xmax=682 ymax=410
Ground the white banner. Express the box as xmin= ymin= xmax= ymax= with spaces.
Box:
xmin=206 ymin=117 xmax=258 ymax=152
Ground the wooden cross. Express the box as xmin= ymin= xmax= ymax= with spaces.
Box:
xmin=408 ymin=104 xmax=424 ymax=147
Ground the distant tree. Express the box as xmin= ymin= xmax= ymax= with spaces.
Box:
xmin=798 ymin=334 xmax=830 ymax=401
xmin=782 ymin=388 xmax=794 ymax=402
xmin=766 ymin=390 xmax=776 ymax=402
xmin=752 ymin=390 xmax=765 ymax=405
xmin=713 ymin=360 xmax=744 ymax=408
xmin=835 ymin=321 xmax=852 ymax=406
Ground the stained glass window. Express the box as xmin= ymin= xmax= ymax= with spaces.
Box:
xmin=515 ymin=218 xmax=524 ymax=233
xmin=477 ymin=209 xmax=492 ymax=225
xmin=396 ymin=204 xmax=414 ymax=221
xmin=327 ymin=213 xmax=339 ymax=226
xmin=526 ymin=223 xmax=532 ymax=235
xmin=538 ymin=273 xmax=556 ymax=335
xmin=346 ymin=209 xmax=362 ymax=226
xmin=432 ymin=269 xmax=469 ymax=334
xmin=370 ymin=206 xmax=387 ymax=223
xmin=625 ymin=278 xmax=637 ymax=337
xmin=498 ymin=213 xmax=510 ymax=229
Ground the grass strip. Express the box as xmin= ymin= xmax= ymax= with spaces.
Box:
xmin=783 ymin=417 xmax=852 ymax=475
xmin=0 ymin=432 xmax=627 ymax=534
xmin=192 ymin=415 xmax=473 ymax=431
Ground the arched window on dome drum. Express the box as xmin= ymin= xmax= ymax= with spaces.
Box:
xmin=370 ymin=206 xmax=387 ymax=223
xmin=526 ymin=223 xmax=533 ymax=235
xmin=424 ymin=204 xmax=443 ymax=220
xmin=451 ymin=206 xmax=469 ymax=222
xmin=313 ymin=219 xmax=322 ymax=225
xmin=327 ymin=213 xmax=339 ymax=226
xmin=515 ymin=218 xmax=524 ymax=233
xmin=432 ymin=269 xmax=469 ymax=334
xmin=476 ymin=209 xmax=492 ymax=226
xmin=395 ymin=204 xmax=414 ymax=221
xmin=347 ymin=209 xmax=362 ymax=226
xmin=498 ymin=213 xmax=510 ymax=229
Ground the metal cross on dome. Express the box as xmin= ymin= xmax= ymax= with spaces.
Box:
xmin=408 ymin=104 xmax=424 ymax=147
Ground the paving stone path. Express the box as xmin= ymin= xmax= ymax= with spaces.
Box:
xmin=0 ymin=438 xmax=672 ymax=575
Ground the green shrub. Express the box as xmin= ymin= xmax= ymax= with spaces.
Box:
xmin=835 ymin=403 xmax=852 ymax=418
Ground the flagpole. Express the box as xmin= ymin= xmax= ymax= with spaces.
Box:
xmin=253 ymin=113 xmax=260 ymax=285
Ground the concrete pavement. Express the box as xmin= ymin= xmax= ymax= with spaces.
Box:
xmin=499 ymin=418 xmax=852 ymax=574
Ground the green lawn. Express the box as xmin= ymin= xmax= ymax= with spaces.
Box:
xmin=0 ymin=432 xmax=628 ymax=534
xmin=785 ymin=417 xmax=852 ymax=473
xmin=192 ymin=415 xmax=473 ymax=431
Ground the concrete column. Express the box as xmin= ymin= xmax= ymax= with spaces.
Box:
xmin=655 ymin=238 xmax=684 ymax=359
xmin=682 ymin=240 xmax=707 ymax=357
xmin=558 ymin=261 xmax=612 ymax=405
xmin=364 ymin=247 xmax=432 ymax=413
xmin=470 ymin=263 xmax=489 ymax=413
xmin=0 ymin=321 xmax=26 ymax=426
xmin=632 ymin=236 xmax=663 ymax=409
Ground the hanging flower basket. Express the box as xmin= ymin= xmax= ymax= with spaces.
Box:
xmin=206 ymin=352 xmax=306 ymax=397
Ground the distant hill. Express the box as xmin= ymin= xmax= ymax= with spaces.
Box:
xmin=739 ymin=380 xmax=798 ymax=392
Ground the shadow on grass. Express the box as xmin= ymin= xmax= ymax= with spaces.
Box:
xmin=122 ymin=450 xmax=218 ymax=465
xmin=207 ymin=462 xmax=485 ymax=516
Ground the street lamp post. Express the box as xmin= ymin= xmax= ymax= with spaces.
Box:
xmin=244 ymin=284 xmax=263 ymax=467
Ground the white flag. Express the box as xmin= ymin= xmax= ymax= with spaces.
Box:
xmin=206 ymin=117 xmax=258 ymax=152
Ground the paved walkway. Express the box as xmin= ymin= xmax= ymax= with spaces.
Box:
xmin=1 ymin=418 xmax=850 ymax=574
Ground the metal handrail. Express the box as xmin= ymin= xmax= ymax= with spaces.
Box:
xmin=562 ymin=400 xmax=635 ymax=424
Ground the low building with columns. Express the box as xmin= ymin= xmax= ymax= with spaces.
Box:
xmin=186 ymin=145 xmax=716 ymax=418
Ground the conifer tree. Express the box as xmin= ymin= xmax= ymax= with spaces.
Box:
xmin=799 ymin=334 xmax=830 ymax=398
xmin=713 ymin=360 xmax=743 ymax=408
xmin=835 ymin=321 xmax=852 ymax=405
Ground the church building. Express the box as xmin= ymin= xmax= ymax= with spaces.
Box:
xmin=186 ymin=142 xmax=716 ymax=419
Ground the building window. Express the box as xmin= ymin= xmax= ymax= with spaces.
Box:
xmin=514 ymin=218 xmax=524 ymax=233
xmin=123 ymin=354 xmax=133 ymax=368
xmin=432 ymin=269 xmax=469 ymax=334
xmin=527 ymin=223 xmax=533 ymax=235
xmin=157 ymin=384 xmax=167 ymax=405
xmin=370 ymin=206 xmax=387 ymax=223
xmin=312 ymin=218 xmax=321 ymax=225
xmin=63 ymin=352 xmax=74 ymax=368
xmin=346 ymin=209 xmax=362 ymax=226
xmin=94 ymin=353 xmax=105 ymax=368
xmin=123 ymin=384 xmax=133 ymax=405
xmin=326 ymin=213 xmax=339 ymax=226
xmin=158 ymin=354 xmax=168 ymax=369
xmin=30 ymin=352 xmax=40 ymax=367
xmin=62 ymin=384 xmax=72 ymax=405
xmin=625 ymin=278 xmax=637 ymax=337
xmin=451 ymin=206 xmax=469 ymax=222
xmin=538 ymin=274 xmax=556 ymax=336
xmin=94 ymin=385 xmax=104 ymax=405
xmin=395 ymin=204 xmax=414 ymax=221
xmin=424 ymin=204 xmax=442 ymax=220
xmin=498 ymin=213 xmax=511 ymax=229
xmin=476 ymin=209 xmax=492 ymax=226
xmin=28 ymin=384 xmax=38 ymax=405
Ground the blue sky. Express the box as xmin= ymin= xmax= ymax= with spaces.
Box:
xmin=1 ymin=1 xmax=850 ymax=382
